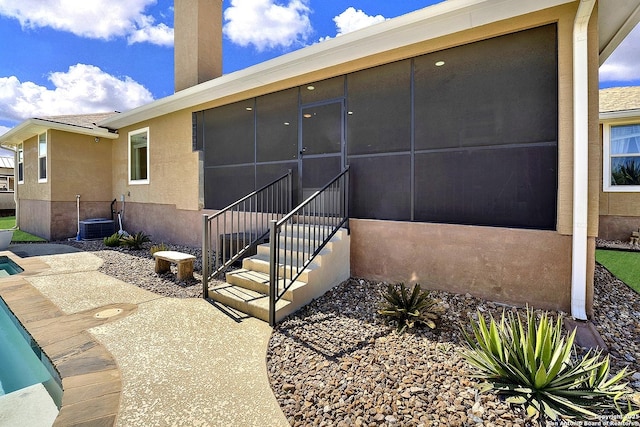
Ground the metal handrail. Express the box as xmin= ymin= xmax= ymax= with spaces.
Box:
xmin=268 ymin=166 xmax=349 ymax=325
xmin=202 ymin=170 xmax=292 ymax=297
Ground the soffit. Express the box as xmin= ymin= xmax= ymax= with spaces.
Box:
xmin=0 ymin=118 xmax=119 ymax=147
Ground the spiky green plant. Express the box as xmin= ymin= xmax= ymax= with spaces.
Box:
xmin=103 ymin=233 xmax=121 ymax=247
xmin=378 ymin=283 xmax=444 ymax=333
xmin=460 ymin=308 xmax=635 ymax=421
xmin=120 ymin=231 xmax=151 ymax=250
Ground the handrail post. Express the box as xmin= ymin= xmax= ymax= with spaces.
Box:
xmin=202 ymin=214 xmax=209 ymax=299
xmin=268 ymin=219 xmax=278 ymax=326
xmin=345 ymin=166 xmax=350 ymax=232
xmin=287 ymin=169 xmax=292 ymax=213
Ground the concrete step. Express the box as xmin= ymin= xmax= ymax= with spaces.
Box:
xmin=225 ymin=268 xmax=306 ymax=300
xmin=207 ymin=283 xmax=291 ymax=323
xmin=280 ymin=225 xmax=348 ymax=240
xmin=256 ymin=243 xmax=332 ymax=265
xmin=242 ymin=254 xmax=318 ymax=282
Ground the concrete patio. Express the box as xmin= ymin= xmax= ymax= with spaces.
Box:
xmin=0 ymin=246 xmax=288 ymax=426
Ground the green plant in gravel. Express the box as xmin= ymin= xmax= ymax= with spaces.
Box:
xmin=150 ymin=242 xmax=169 ymax=255
xmin=103 ymin=233 xmax=121 ymax=247
xmin=460 ymin=308 xmax=636 ymax=422
xmin=378 ymin=283 xmax=444 ymax=333
xmin=120 ymin=231 xmax=151 ymax=250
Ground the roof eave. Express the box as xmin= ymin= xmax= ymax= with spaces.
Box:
xmin=0 ymin=118 xmax=118 ymax=147
xmin=99 ymin=0 xmax=573 ymax=129
xmin=600 ymin=109 xmax=640 ymax=122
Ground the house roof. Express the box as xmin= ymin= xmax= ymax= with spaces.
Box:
xmin=99 ymin=0 xmax=640 ymax=130
xmin=0 ymin=112 xmax=120 ymax=147
xmin=600 ymin=86 xmax=640 ymax=120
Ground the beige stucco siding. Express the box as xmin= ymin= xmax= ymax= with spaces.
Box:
xmin=111 ymin=110 xmax=200 ymax=212
xmin=49 ymin=130 xmax=113 ymax=202
xmin=18 ymin=133 xmax=50 ymax=201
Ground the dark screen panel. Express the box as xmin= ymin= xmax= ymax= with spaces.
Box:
xmin=256 ymin=89 xmax=298 ymax=162
xmin=348 ymin=155 xmax=411 ymax=221
xmin=414 ymin=145 xmax=557 ymax=229
xmin=203 ymin=100 xmax=255 ymax=166
xmin=414 ymin=24 xmax=557 ymax=150
xmin=347 ymin=60 xmax=412 ymax=155
xmin=301 ymin=76 xmax=345 ymax=104
xmin=204 ymin=165 xmax=255 ymax=209
xmin=302 ymin=103 xmax=342 ymax=155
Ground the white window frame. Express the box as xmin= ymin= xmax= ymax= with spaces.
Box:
xmin=603 ymin=121 xmax=640 ymax=192
xmin=17 ymin=143 xmax=23 ymax=184
xmin=128 ymin=127 xmax=150 ymax=185
xmin=38 ymin=132 xmax=47 ymax=183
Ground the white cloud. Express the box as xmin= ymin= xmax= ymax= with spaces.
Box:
xmin=333 ymin=7 xmax=386 ymax=36
xmin=0 ymin=64 xmax=154 ymax=122
xmin=600 ymin=23 xmax=640 ymax=82
xmin=0 ymin=0 xmax=173 ymax=46
xmin=223 ymin=0 xmax=312 ymax=51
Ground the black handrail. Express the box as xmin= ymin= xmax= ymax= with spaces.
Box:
xmin=268 ymin=166 xmax=349 ymax=325
xmin=202 ymin=170 xmax=292 ymax=298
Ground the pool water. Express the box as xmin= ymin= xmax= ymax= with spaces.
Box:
xmin=0 ymin=256 xmax=24 ymax=277
xmin=0 ymin=297 xmax=62 ymax=407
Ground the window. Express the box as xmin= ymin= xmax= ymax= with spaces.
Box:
xmin=38 ymin=133 xmax=47 ymax=182
xmin=603 ymin=123 xmax=640 ymax=192
xmin=129 ymin=128 xmax=149 ymax=184
xmin=17 ymin=144 xmax=23 ymax=184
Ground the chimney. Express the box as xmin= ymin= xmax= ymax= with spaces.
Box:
xmin=174 ymin=0 xmax=222 ymax=92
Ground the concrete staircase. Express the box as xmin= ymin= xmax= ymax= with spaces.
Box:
xmin=207 ymin=225 xmax=350 ymax=323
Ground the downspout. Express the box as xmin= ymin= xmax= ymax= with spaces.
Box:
xmin=1 ymin=144 xmax=19 ymax=229
xmin=571 ymin=0 xmax=595 ymax=321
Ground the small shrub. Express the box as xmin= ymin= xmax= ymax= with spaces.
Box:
xmin=378 ymin=283 xmax=443 ymax=333
xmin=120 ymin=231 xmax=151 ymax=250
xmin=460 ymin=308 xmax=636 ymax=422
xmin=103 ymin=233 xmax=121 ymax=247
xmin=150 ymin=242 xmax=169 ymax=255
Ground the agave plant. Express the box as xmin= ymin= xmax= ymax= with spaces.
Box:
xmin=460 ymin=308 xmax=635 ymax=421
xmin=378 ymin=283 xmax=444 ymax=333
xmin=120 ymin=231 xmax=151 ymax=250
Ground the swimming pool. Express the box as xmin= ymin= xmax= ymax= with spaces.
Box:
xmin=0 ymin=297 xmax=62 ymax=408
xmin=0 ymin=255 xmax=24 ymax=277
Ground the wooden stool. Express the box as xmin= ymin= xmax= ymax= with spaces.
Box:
xmin=153 ymin=251 xmax=196 ymax=280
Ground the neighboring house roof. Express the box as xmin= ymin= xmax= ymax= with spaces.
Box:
xmin=100 ymin=0 xmax=640 ymax=130
xmin=0 ymin=112 xmax=120 ymax=147
xmin=600 ymin=86 xmax=640 ymax=120
xmin=0 ymin=157 xmax=14 ymax=169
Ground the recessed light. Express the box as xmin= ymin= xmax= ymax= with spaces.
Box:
xmin=245 ymin=107 xmax=253 ymax=111
xmin=284 ymin=122 xmax=290 ymax=126
xmin=435 ymin=61 xmax=445 ymax=67
xmin=303 ymin=113 xmax=312 ymax=118
xmin=347 ymin=111 xmax=353 ymax=115
xmin=307 ymin=85 xmax=315 ymax=91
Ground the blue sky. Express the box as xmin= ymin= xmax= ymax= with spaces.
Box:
xmin=0 ymin=0 xmax=639 ymax=139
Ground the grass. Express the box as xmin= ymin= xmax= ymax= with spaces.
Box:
xmin=0 ymin=216 xmax=47 ymax=243
xmin=596 ymin=249 xmax=640 ymax=294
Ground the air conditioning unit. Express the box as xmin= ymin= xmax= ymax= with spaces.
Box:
xmin=79 ymin=218 xmax=115 ymax=240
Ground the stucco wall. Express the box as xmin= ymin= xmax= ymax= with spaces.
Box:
xmin=19 ymin=199 xmax=51 ymax=240
xmin=111 ymin=110 xmax=201 ymax=212
xmin=49 ymin=130 xmax=113 ymax=202
xmin=350 ymin=219 xmax=594 ymax=315
xmin=18 ymin=133 xmax=50 ymax=201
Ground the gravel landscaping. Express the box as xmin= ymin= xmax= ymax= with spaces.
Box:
xmin=52 ymin=239 xmax=640 ymax=425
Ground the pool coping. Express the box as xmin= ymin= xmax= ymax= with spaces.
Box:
xmin=0 ymin=251 xmax=136 ymax=426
